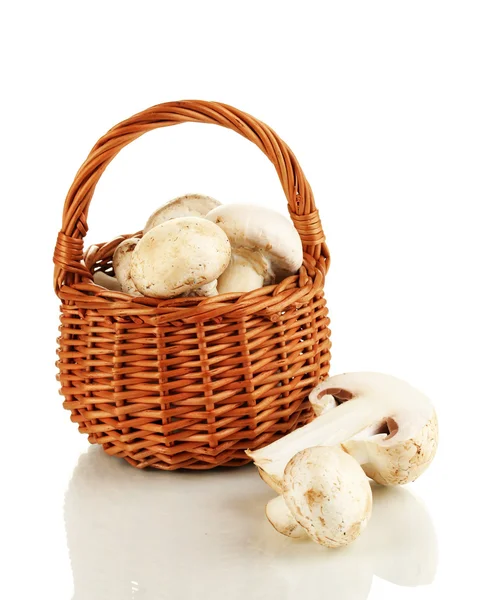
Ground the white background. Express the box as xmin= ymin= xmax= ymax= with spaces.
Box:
xmin=1 ymin=1 xmax=482 ymax=598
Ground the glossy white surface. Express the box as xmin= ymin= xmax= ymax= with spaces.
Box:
xmin=66 ymin=450 xmax=438 ymax=600
xmin=3 ymin=1 xmax=482 ymax=598
xmin=5 ymin=409 xmax=479 ymax=600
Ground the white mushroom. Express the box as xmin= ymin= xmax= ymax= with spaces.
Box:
xmin=274 ymin=446 xmax=373 ymax=547
xmin=144 ymin=194 xmax=221 ymax=234
xmin=93 ymin=271 xmax=122 ymax=291
xmin=247 ymin=372 xmax=438 ymax=491
xmin=205 ymin=204 xmax=303 ymax=293
xmin=131 ymin=217 xmax=231 ymax=298
xmin=113 ymin=238 xmax=142 ymax=296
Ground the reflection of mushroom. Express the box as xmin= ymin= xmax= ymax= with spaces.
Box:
xmin=144 ymin=194 xmax=221 ymax=234
xmin=112 ymin=237 xmax=141 ymax=295
xmin=93 ymin=271 xmax=122 ymax=291
xmin=65 ymin=447 xmax=437 ymax=600
xmin=206 ymin=204 xmax=303 ymax=293
xmin=369 ymin=485 xmax=438 ymax=586
xmin=267 ymin=446 xmax=372 ymax=547
xmin=131 ymin=217 xmax=231 ymax=298
xmin=247 ymin=372 xmax=438 ymax=491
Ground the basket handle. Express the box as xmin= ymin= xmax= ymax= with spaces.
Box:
xmin=53 ymin=100 xmax=330 ymax=294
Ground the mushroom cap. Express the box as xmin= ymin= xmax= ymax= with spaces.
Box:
xmin=144 ymin=194 xmax=221 ymax=234
xmin=283 ymin=446 xmax=372 ymax=548
xmin=206 ymin=204 xmax=303 ymax=280
xmin=113 ymin=237 xmax=141 ymax=295
xmin=131 ymin=217 xmax=231 ymax=298
xmin=343 ymin=412 xmax=439 ymax=485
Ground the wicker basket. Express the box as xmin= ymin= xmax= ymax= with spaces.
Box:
xmin=53 ymin=100 xmax=331 ymax=470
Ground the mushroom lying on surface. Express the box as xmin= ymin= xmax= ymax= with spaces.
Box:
xmin=144 ymin=194 xmax=221 ymax=234
xmin=130 ymin=217 xmax=231 ymax=298
xmin=267 ymin=446 xmax=373 ymax=547
xmin=113 ymin=237 xmax=142 ymax=296
xmin=205 ymin=204 xmax=303 ymax=293
xmin=247 ymin=372 xmax=438 ymax=492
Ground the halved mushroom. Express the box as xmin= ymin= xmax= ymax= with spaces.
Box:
xmin=275 ymin=446 xmax=373 ymax=547
xmin=247 ymin=372 xmax=438 ymax=491
xmin=144 ymin=194 xmax=221 ymax=234
xmin=131 ymin=217 xmax=231 ymax=298
xmin=205 ymin=204 xmax=303 ymax=293
xmin=113 ymin=237 xmax=142 ymax=296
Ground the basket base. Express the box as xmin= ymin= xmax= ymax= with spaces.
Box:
xmin=87 ymin=406 xmax=314 ymax=470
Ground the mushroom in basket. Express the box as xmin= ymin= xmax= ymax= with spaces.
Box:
xmin=131 ymin=216 xmax=231 ymax=298
xmin=206 ymin=204 xmax=303 ymax=294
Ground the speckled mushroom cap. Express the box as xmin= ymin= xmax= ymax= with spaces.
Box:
xmin=283 ymin=446 xmax=372 ymax=548
xmin=206 ymin=204 xmax=303 ymax=281
xmin=144 ymin=194 xmax=221 ymax=234
xmin=131 ymin=217 xmax=231 ymax=298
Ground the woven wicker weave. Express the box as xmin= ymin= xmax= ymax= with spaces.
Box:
xmin=53 ymin=100 xmax=331 ymax=470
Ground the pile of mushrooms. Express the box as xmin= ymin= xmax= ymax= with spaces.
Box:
xmin=246 ymin=372 xmax=438 ymax=548
xmin=93 ymin=193 xmax=303 ymax=298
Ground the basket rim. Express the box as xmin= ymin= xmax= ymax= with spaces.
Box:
xmin=57 ymin=236 xmax=325 ymax=324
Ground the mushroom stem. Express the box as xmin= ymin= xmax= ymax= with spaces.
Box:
xmin=93 ymin=271 xmax=122 ymax=291
xmin=247 ymin=373 xmax=438 ymax=488
xmin=217 ymin=253 xmax=266 ymax=294
xmin=265 ymin=495 xmax=307 ymax=538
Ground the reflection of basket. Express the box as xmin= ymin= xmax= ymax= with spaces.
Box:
xmin=53 ymin=100 xmax=331 ymax=470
